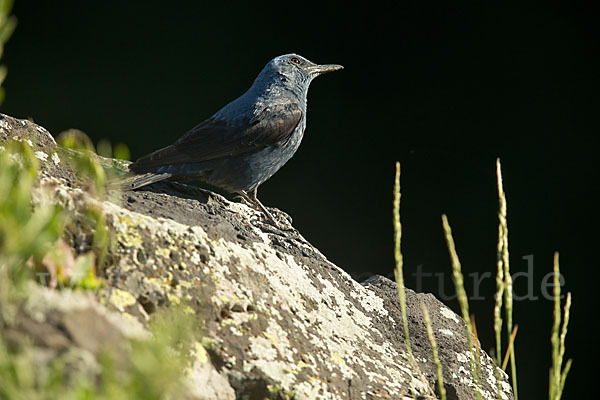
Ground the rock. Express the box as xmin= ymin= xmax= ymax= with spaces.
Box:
xmin=0 ymin=113 xmax=513 ymax=400
xmin=362 ymin=275 xmax=513 ymax=400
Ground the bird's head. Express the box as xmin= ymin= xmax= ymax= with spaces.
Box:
xmin=259 ymin=54 xmax=343 ymax=92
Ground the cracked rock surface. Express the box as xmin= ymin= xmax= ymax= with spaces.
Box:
xmin=1 ymin=113 xmax=513 ymax=400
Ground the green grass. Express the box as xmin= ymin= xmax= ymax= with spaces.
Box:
xmin=549 ymin=253 xmax=572 ymax=400
xmin=56 ymin=130 xmax=132 ymax=277
xmin=421 ymin=303 xmax=447 ymax=400
xmin=0 ymin=306 xmax=197 ymax=400
xmin=0 ymin=0 xmax=16 ymax=103
xmin=494 ymin=159 xmax=517 ymax=399
xmin=0 ymin=141 xmax=65 ymax=318
xmin=392 ymin=159 xmax=573 ymax=400
xmin=392 ymin=162 xmax=437 ymax=399
xmin=393 ymin=162 xmax=412 ymax=361
xmin=441 ymin=214 xmax=482 ymax=399
xmin=0 ymin=139 xmax=200 ymax=399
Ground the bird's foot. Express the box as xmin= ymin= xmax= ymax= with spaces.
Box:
xmin=237 ymin=190 xmax=293 ymax=231
xmin=269 ymin=207 xmax=293 ymax=225
xmin=235 ymin=194 xmax=254 ymax=207
xmin=260 ymin=207 xmax=294 ymax=231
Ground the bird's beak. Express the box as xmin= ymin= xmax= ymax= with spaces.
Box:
xmin=309 ymin=64 xmax=344 ymax=75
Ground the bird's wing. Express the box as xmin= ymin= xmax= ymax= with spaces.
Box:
xmin=241 ymin=103 xmax=304 ymax=148
xmin=130 ymin=103 xmax=303 ymax=172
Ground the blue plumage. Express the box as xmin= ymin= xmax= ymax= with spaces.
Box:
xmin=130 ymin=54 xmax=342 ymax=226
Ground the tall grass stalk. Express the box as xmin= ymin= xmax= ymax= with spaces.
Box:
xmin=493 ymin=159 xmax=506 ymax=370
xmin=470 ymin=315 xmax=483 ymax=391
xmin=421 ymin=303 xmax=446 ymax=400
xmin=496 ymin=159 xmax=518 ymax=399
xmin=393 ymin=163 xmax=442 ymax=399
xmin=441 ymin=215 xmax=482 ymax=399
xmin=549 ymin=252 xmax=572 ymax=400
xmin=393 ymin=162 xmax=412 ymax=360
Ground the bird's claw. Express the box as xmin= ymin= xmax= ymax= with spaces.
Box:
xmin=261 ymin=208 xmax=293 ymax=231
xmin=271 ymin=208 xmax=293 ymax=225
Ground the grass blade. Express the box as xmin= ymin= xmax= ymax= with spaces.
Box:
xmin=441 ymin=214 xmax=482 ymax=399
xmin=421 ymin=303 xmax=446 ymax=400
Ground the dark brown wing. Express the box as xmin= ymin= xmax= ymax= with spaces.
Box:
xmin=240 ymin=103 xmax=303 ymax=148
xmin=130 ymin=103 xmax=303 ymax=172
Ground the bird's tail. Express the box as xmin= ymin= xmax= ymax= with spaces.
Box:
xmin=129 ymin=172 xmax=173 ymax=190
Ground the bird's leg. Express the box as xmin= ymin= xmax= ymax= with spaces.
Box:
xmin=238 ymin=189 xmax=285 ymax=228
xmin=251 ymin=189 xmax=280 ymax=225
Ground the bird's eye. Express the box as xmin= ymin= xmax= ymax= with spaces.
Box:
xmin=290 ymin=57 xmax=300 ymax=64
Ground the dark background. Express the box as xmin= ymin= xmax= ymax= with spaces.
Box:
xmin=3 ymin=1 xmax=598 ymax=398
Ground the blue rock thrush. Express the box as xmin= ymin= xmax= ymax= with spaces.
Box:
xmin=129 ymin=54 xmax=342 ymax=227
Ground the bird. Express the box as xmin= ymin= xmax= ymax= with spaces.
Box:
xmin=129 ymin=53 xmax=342 ymax=227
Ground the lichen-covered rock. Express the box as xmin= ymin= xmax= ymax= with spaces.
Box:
xmin=0 ymin=113 xmax=513 ymax=400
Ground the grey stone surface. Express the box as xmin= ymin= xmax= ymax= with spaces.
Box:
xmin=1 ymin=113 xmax=513 ymax=400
